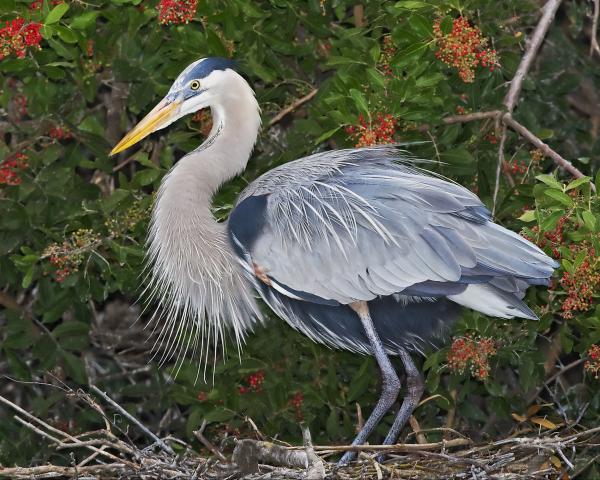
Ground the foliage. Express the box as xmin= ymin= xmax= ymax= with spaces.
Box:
xmin=1 ymin=0 xmax=600 ymax=476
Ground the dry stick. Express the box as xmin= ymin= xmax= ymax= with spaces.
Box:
xmin=502 ymin=113 xmax=587 ymax=180
xmin=0 ymin=394 xmax=130 ymax=466
xmin=193 ymin=420 xmax=227 ymax=462
xmin=504 ymin=0 xmax=562 ymax=113
xmin=302 ymin=437 xmax=470 ymax=452
xmin=89 ymin=385 xmax=175 ymax=455
xmin=301 ymin=425 xmax=326 ymax=480
xmin=492 ymin=0 xmax=563 ymax=210
xmin=592 ymin=0 xmax=600 ymax=57
xmin=268 ymin=89 xmax=318 ymax=127
xmin=440 ymin=110 xmax=589 ymax=182
xmin=0 ymin=464 xmax=128 ymax=478
xmin=409 ymin=416 xmax=428 ymax=445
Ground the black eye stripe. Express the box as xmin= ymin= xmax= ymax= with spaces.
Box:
xmin=183 ymin=87 xmax=207 ymax=100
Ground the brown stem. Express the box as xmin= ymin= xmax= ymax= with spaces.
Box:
xmin=268 ymin=89 xmax=318 ymax=127
xmin=504 ymin=0 xmax=563 ymax=113
xmin=591 ymin=0 xmax=600 ymax=57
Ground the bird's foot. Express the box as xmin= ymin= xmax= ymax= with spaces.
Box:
xmin=337 ymin=450 xmax=357 ymax=466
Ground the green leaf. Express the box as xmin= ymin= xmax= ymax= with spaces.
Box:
xmin=544 ymin=189 xmax=574 ymax=207
xmin=204 ymin=408 xmax=234 ymax=423
xmin=536 ymin=174 xmax=563 ymax=190
xmin=582 ymin=210 xmax=597 ymax=231
xmin=70 ymin=12 xmax=100 ymax=30
xmin=45 ymin=3 xmax=70 ymax=25
xmin=518 ymin=210 xmax=536 ymax=222
xmin=395 ymin=1 xmax=430 ymax=9
xmin=314 ymin=126 xmax=342 ymax=145
xmin=349 ymin=89 xmax=369 ymax=116
xmin=565 ymin=176 xmax=591 ymax=191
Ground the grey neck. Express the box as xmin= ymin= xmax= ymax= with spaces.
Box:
xmin=145 ymin=78 xmax=263 ymax=371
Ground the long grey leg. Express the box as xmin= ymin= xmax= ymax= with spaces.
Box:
xmin=338 ymin=301 xmax=401 ymax=465
xmin=380 ymin=347 xmax=424 ymax=449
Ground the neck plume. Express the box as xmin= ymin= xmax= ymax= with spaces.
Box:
xmin=145 ymin=74 xmax=263 ymax=376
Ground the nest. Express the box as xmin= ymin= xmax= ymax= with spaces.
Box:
xmin=1 ymin=384 xmax=599 ymax=479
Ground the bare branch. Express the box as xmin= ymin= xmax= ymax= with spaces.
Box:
xmin=591 ymin=0 xmax=600 ymax=56
xmin=501 ymin=113 xmax=587 ymax=180
xmin=90 ymin=385 xmax=175 ymax=455
xmin=504 ymin=0 xmax=563 ymax=113
xmin=268 ymin=89 xmax=318 ymax=128
xmin=193 ymin=420 xmax=227 ymax=462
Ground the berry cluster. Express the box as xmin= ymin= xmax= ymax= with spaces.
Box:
xmin=584 ymin=345 xmax=600 ymax=379
xmin=197 ymin=390 xmax=208 ymax=401
xmin=43 ymin=229 xmax=101 ymax=282
xmin=504 ymin=159 xmax=528 ymax=176
xmin=484 ymin=132 xmax=498 ymax=144
xmin=105 ymin=198 xmax=149 ymax=237
xmin=86 ymin=39 xmax=94 ymax=57
xmin=433 ymin=17 xmax=499 ymax=83
xmin=239 ymin=370 xmax=265 ymax=394
xmin=524 ymin=216 xmax=566 ymax=259
xmin=157 ymin=0 xmax=198 ymax=25
xmin=0 ymin=18 xmax=43 ymax=60
xmin=530 ymin=148 xmax=545 ymax=164
xmin=49 ymin=126 xmax=72 ymax=141
xmin=13 ymin=94 xmax=27 ymax=118
xmin=289 ymin=391 xmax=304 ymax=421
xmin=559 ymin=245 xmax=600 ymax=319
xmin=379 ymin=35 xmax=396 ymax=77
xmin=0 ymin=152 xmax=28 ymax=186
xmin=447 ymin=335 xmax=497 ymax=380
xmin=29 ymin=0 xmax=63 ymax=11
xmin=345 ymin=112 xmax=397 ymax=148
xmin=192 ymin=110 xmax=213 ymax=137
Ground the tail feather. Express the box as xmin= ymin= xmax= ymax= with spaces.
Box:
xmin=447 ymin=283 xmax=538 ymax=320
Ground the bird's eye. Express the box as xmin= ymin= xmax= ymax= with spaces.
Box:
xmin=190 ymin=80 xmax=201 ymax=91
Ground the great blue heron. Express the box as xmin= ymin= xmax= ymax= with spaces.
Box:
xmin=110 ymin=58 xmax=557 ymax=464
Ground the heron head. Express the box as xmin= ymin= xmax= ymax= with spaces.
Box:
xmin=110 ymin=57 xmax=238 ymax=155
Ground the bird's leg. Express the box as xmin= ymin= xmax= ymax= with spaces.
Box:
xmin=377 ymin=346 xmax=424 ymax=461
xmin=338 ymin=301 xmax=401 ymax=466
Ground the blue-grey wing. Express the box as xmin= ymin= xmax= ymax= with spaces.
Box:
xmin=229 ymin=146 xmax=556 ymax=314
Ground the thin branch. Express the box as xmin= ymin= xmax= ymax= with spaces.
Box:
xmin=504 ymin=0 xmax=563 ymax=113
xmin=298 ymin=437 xmax=471 ymax=452
xmin=268 ymin=89 xmax=318 ymax=128
xmin=90 ymin=385 xmax=174 ymax=455
xmin=501 ymin=113 xmax=587 ymax=180
xmin=442 ymin=110 xmax=502 ymax=124
xmin=436 ymin=110 xmax=590 ymax=182
xmin=193 ymin=420 xmax=227 ymax=462
xmin=493 ymin=124 xmax=509 ymax=215
xmin=591 ymin=0 xmax=600 ymax=57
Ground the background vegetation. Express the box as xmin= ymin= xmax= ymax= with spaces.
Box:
xmin=1 ymin=0 xmax=600 ymax=477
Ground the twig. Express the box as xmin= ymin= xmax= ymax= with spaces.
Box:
xmin=493 ymin=124 xmax=508 ymax=214
xmin=0 ymin=464 xmax=128 ymax=478
xmin=409 ymin=415 xmax=428 ymax=445
xmin=528 ymin=358 xmax=586 ymax=403
xmin=193 ymin=420 xmax=227 ymax=462
xmin=297 ymin=437 xmax=471 ymax=452
xmin=591 ymin=0 xmax=600 ymax=56
xmin=437 ymin=110 xmax=590 ymax=182
xmin=302 ymin=425 xmax=326 ymax=480
xmin=268 ymin=89 xmax=318 ymax=127
xmin=443 ymin=110 xmax=503 ymax=124
xmin=504 ymin=0 xmax=563 ymax=113
xmin=501 ymin=113 xmax=587 ymax=180
xmin=89 ymin=385 xmax=175 ymax=455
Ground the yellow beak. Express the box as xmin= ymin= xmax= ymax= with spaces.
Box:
xmin=110 ymin=98 xmax=181 ymax=156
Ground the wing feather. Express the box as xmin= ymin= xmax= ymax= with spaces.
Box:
xmin=228 ymin=146 xmax=557 ymax=306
